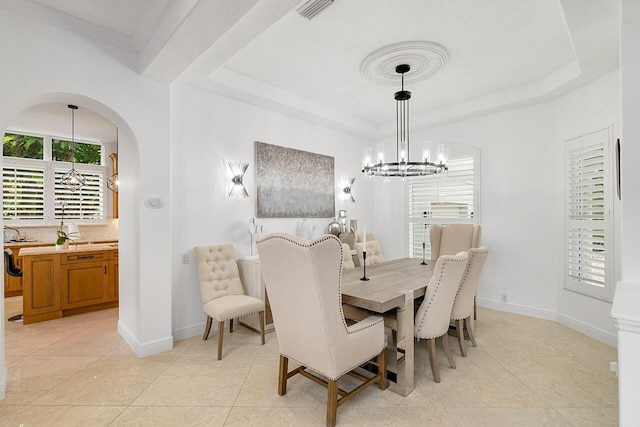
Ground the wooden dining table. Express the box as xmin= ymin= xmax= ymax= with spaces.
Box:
xmin=342 ymin=258 xmax=435 ymax=396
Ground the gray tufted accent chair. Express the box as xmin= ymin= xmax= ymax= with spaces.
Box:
xmin=414 ymin=251 xmax=469 ymax=383
xmin=194 ymin=244 xmax=265 ymax=360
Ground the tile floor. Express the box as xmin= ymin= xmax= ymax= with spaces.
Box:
xmin=1 ymin=296 xmax=618 ymax=426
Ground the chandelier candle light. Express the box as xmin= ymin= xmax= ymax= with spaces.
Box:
xmin=362 ymin=64 xmax=448 ymax=178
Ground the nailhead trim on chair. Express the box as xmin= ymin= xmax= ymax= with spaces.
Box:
xmin=280 ymin=349 xmax=383 ymax=381
xmin=415 ymin=255 xmax=469 ymax=340
xmin=217 ymin=309 xmax=264 ymax=322
xmin=451 ymin=250 xmax=476 ymax=321
xmin=258 ymin=233 xmax=354 ymax=333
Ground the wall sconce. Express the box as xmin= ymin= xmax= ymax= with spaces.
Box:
xmin=342 ymin=176 xmax=355 ymax=203
xmin=228 ymin=161 xmax=249 ymax=198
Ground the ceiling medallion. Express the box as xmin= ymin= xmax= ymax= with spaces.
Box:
xmin=360 ymin=41 xmax=449 ymax=86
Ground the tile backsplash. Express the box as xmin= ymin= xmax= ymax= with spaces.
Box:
xmin=5 ymin=219 xmax=119 ymax=243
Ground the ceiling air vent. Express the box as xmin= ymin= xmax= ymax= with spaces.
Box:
xmin=297 ymin=0 xmax=334 ymax=20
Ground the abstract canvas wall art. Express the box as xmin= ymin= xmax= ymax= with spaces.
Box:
xmin=255 ymin=141 xmax=335 ymax=218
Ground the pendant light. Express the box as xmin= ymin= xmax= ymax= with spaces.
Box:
xmin=60 ymin=104 xmax=86 ymax=192
xmin=107 ymin=127 xmax=119 ymax=193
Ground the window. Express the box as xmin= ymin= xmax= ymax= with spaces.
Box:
xmin=407 ymin=145 xmax=480 ymax=260
xmin=3 ymin=131 xmax=106 ymax=225
xmin=565 ymin=127 xmax=614 ymax=301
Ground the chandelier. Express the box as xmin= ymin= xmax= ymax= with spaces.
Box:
xmin=362 ymin=64 xmax=447 ymax=178
xmin=60 ymin=104 xmax=86 ymax=192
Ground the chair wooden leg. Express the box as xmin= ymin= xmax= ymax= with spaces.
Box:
xmin=465 ymin=316 xmax=477 ymax=347
xmin=259 ymin=311 xmax=266 ymax=345
xmin=427 ymin=338 xmax=440 ymax=383
xmin=229 ymin=318 xmax=234 ymax=333
xmin=217 ymin=321 xmax=224 ymax=360
xmin=202 ymin=316 xmax=212 ymax=340
xmin=474 ymin=297 xmax=477 ymax=320
xmin=456 ymin=319 xmax=467 ymax=357
xmin=378 ymin=348 xmax=388 ymax=389
xmin=326 ymin=378 xmax=339 ymax=427
xmin=441 ymin=334 xmax=456 ymax=369
xmin=278 ymin=355 xmax=288 ymax=396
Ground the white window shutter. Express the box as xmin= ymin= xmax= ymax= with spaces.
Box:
xmin=2 ymin=165 xmax=45 ymax=221
xmin=565 ymin=127 xmax=613 ymax=301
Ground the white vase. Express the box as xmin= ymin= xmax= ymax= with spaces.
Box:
xmin=55 ymin=241 xmax=69 ymax=250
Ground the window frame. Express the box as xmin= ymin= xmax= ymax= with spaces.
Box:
xmin=406 ymin=143 xmax=481 ymax=260
xmin=564 ymin=126 xmax=615 ymax=301
xmin=3 ymin=130 xmax=107 ymax=226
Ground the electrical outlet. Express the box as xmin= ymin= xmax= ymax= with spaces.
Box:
xmin=501 ymin=294 xmax=507 ymax=303
xmin=610 ymin=361 xmax=618 ymax=375
xmin=182 ymin=253 xmax=189 ymax=264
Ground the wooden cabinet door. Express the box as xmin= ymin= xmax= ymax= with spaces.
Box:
xmin=60 ymin=260 xmax=109 ymax=309
xmin=107 ymin=260 xmax=119 ymax=302
xmin=22 ymin=254 xmax=59 ymax=319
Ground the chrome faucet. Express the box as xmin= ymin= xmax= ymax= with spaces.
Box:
xmin=3 ymin=226 xmax=21 ymax=242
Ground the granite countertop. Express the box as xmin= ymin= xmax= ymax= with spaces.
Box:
xmin=19 ymin=242 xmax=118 ymax=257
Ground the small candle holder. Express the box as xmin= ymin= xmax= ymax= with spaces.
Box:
xmin=361 ymin=251 xmax=369 ymax=281
xmin=421 ymin=241 xmax=427 ymax=265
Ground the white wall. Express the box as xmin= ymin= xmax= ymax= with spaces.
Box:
xmin=373 ymin=70 xmax=620 ymax=344
xmin=169 ymin=83 xmax=374 ymax=339
xmin=0 ymin=8 xmax=173 ymax=396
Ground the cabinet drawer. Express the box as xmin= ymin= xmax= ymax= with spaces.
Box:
xmin=61 ymin=252 xmax=106 ymax=263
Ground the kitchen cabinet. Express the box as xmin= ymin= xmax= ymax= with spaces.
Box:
xmin=19 ymin=244 xmax=119 ymax=324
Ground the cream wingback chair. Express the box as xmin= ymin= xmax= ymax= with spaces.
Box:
xmin=193 ymin=244 xmax=265 ymax=360
xmin=451 ymin=246 xmax=489 ymax=357
xmin=414 ymin=251 xmax=469 ymax=383
xmin=430 ymin=224 xmax=481 ymax=261
xmin=355 ymin=240 xmax=384 ymax=266
xmin=257 ymin=233 xmax=387 ymax=427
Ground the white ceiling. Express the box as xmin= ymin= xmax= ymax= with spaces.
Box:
xmin=1 ymin=0 xmax=620 ymax=139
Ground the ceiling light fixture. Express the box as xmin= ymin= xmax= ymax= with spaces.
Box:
xmin=297 ymin=0 xmax=334 ymax=19
xmin=362 ymin=64 xmax=447 ymax=178
xmin=60 ymin=105 xmax=86 ymax=192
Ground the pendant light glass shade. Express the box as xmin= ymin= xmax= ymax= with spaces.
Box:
xmin=60 ymin=105 xmax=86 ymax=192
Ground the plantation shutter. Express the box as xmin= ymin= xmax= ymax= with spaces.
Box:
xmin=565 ymin=128 xmax=613 ymax=301
xmin=54 ymin=168 xmax=104 ymax=220
xmin=408 ymin=156 xmax=477 ymax=259
xmin=3 ymin=165 xmax=45 ymax=220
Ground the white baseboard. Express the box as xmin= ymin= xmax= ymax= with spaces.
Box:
xmin=557 ymin=312 xmax=617 ymax=348
xmin=172 ymin=322 xmax=206 ymax=342
xmin=477 ymin=297 xmax=617 ymax=347
xmin=476 ymin=297 xmax=558 ymax=321
xmin=117 ymin=320 xmax=173 ymax=358
xmin=0 ymin=367 xmax=7 ymax=400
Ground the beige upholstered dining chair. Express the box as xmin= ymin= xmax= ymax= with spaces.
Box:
xmin=342 ymin=243 xmax=355 ymax=269
xmin=430 ymin=224 xmax=481 ymax=318
xmin=451 ymin=246 xmax=489 ymax=357
xmin=429 ymin=224 xmax=481 ymax=261
xmin=355 ymin=240 xmax=384 ymax=266
xmin=256 ymin=233 xmax=387 ymax=427
xmin=193 ymin=244 xmax=265 ymax=360
xmin=414 ymin=251 xmax=469 ymax=383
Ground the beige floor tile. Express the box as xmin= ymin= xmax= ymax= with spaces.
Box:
xmin=502 ymin=357 xmax=618 ymax=408
xmin=447 ymin=408 xmax=569 ymax=427
xmin=182 ymin=325 xmax=267 ymax=360
xmin=338 ymin=405 xmax=457 ymax=426
xmin=111 ymin=406 xmax=231 ymax=426
xmin=31 ymin=356 xmax=170 ymax=406
xmin=0 ymin=405 xmax=125 ymax=426
xmin=33 ymin=327 xmax=125 ymax=356
xmin=225 ymin=406 xmax=327 ymax=426
xmin=555 ymin=407 xmax=618 ymax=426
